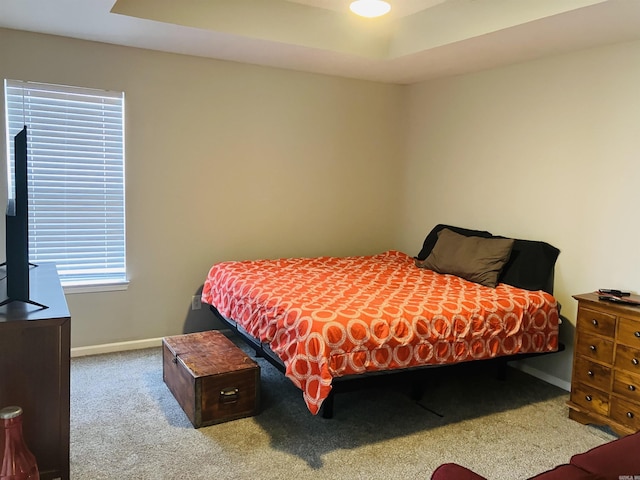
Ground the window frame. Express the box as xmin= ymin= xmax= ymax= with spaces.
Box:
xmin=4 ymin=79 xmax=128 ymax=293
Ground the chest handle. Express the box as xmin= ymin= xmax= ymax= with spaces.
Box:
xmin=220 ymin=387 xmax=239 ymax=404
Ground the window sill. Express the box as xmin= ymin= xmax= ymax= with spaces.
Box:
xmin=63 ymin=281 xmax=130 ymax=295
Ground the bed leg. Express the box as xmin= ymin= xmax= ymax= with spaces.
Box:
xmin=496 ymin=360 xmax=508 ymax=381
xmin=410 ymin=382 xmax=424 ymax=401
xmin=321 ymin=391 xmax=334 ymax=419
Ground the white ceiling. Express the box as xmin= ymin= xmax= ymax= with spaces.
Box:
xmin=1 ymin=0 xmax=640 ymax=84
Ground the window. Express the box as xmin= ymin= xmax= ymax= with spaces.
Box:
xmin=4 ymin=79 xmax=126 ymax=289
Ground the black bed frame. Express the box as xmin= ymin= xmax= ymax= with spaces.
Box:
xmin=209 ymin=305 xmax=565 ymax=419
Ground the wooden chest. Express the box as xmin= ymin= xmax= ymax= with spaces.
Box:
xmin=568 ymin=293 xmax=640 ymax=435
xmin=162 ymin=330 xmax=260 ymax=428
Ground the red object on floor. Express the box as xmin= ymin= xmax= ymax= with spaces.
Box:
xmin=0 ymin=406 xmax=39 ymax=480
xmin=430 ymin=430 xmax=640 ymax=480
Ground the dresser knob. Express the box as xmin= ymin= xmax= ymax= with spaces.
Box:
xmin=585 ymin=395 xmax=592 ymax=402
xmin=587 ymin=370 xmax=594 ymax=377
xmin=590 ymin=345 xmax=597 ymax=352
xmin=629 ymin=385 xmax=636 ymax=392
xmin=635 ymin=331 xmax=640 ymax=338
xmin=627 ymin=412 xmax=634 ymax=419
xmin=633 ymin=358 xmax=639 ymax=366
xmin=592 ymin=319 xmax=599 ymax=327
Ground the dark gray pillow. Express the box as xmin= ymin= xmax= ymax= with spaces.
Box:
xmin=497 ymin=238 xmax=560 ymax=294
xmin=417 ymin=228 xmax=515 ymax=288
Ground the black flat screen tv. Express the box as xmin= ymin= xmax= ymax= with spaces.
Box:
xmin=1 ymin=126 xmax=46 ymax=309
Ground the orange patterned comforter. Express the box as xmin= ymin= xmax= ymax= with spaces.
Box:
xmin=201 ymin=250 xmax=559 ymax=415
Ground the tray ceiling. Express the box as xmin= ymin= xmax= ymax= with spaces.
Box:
xmin=1 ymin=0 xmax=640 ymax=84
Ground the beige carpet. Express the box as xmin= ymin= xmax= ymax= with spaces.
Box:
xmin=70 ymin=336 xmax=615 ymax=480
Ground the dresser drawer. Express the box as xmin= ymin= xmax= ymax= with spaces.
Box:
xmin=570 ymin=383 xmax=609 ymax=416
xmin=618 ymin=317 xmax=640 ymax=348
xmin=577 ymin=307 xmax=616 ymax=338
xmin=610 ymin=397 xmax=640 ymax=431
xmin=613 ymin=370 xmax=640 ymax=402
xmin=576 ymin=332 xmax=614 ymax=364
xmin=615 ymin=344 xmax=640 ymax=373
xmin=573 ymin=356 xmax=611 ymax=391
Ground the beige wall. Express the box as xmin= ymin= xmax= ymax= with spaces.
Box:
xmin=400 ymin=39 xmax=640 ymax=384
xmin=3 ymin=26 xmax=640 ymax=388
xmin=0 ymin=28 xmax=405 ymax=348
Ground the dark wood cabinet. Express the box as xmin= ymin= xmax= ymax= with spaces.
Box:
xmin=0 ymin=263 xmax=70 ymax=480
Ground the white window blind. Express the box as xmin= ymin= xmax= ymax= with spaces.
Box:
xmin=4 ymin=79 xmax=126 ymax=287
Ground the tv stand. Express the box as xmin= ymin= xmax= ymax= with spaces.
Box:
xmin=0 ymin=262 xmax=47 ymax=309
xmin=0 ymin=263 xmax=70 ymax=480
xmin=0 ymin=296 xmax=48 ymax=309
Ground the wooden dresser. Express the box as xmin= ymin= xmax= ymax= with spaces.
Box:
xmin=0 ymin=263 xmax=71 ymax=480
xmin=568 ymin=292 xmax=640 ymax=435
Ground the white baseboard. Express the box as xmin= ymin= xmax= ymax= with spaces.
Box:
xmin=511 ymin=361 xmax=571 ymax=392
xmin=70 ymin=337 xmax=164 ymax=358
xmin=69 ymin=329 xmax=235 ymax=358
xmin=70 ymin=335 xmax=571 ymax=393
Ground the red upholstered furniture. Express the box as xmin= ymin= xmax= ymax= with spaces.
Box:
xmin=430 ymin=431 xmax=640 ymax=480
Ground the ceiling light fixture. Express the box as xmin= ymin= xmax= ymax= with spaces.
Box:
xmin=349 ymin=0 xmax=391 ymax=18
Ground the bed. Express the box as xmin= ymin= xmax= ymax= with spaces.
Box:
xmin=201 ymin=224 xmax=562 ymax=417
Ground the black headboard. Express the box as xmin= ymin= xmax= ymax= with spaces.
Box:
xmin=417 ymin=224 xmax=560 ymax=295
